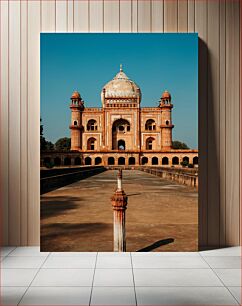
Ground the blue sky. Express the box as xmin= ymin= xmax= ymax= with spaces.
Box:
xmin=41 ymin=33 xmax=198 ymax=148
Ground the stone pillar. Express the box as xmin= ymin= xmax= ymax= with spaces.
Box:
xmin=111 ymin=170 xmax=128 ymax=252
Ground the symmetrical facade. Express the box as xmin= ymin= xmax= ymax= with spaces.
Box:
xmin=68 ymin=65 xmax=198 ymax=166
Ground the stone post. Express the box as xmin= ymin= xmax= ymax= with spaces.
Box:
xmin=111 ymin=169 xmax=128 ymax=252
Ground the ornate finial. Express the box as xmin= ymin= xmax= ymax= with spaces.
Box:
xmin=120 ymin=64 xmax=123 ymax=72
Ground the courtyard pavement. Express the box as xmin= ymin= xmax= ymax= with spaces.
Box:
xmin=41 ymin=170 xmax=198 ymax=252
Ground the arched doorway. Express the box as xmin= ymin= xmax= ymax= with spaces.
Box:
xmin=118 ymin=139 xmax=125 ymax=150
xmin=87 ymin=137 xmax=96 ymax=150
xmin=95 ymin=157 xmax=102 ymax=165
xmin=43 ymin=157 xmax=51 ymax=167
xmin=152 ymin=157 xmax=158 ymax=165
xmin=146 ymin=137 xmax=155 ymax=150
xmin=193 ymin=156 xmax=198 ymax=165
xmin=108 ymin=157 xmax=115 ymax=165
xmin=74 ymin=157 xmax=81 ymax=165
xmin=162 ymin=157 xmax=169 ymax=165
xmin=129 ymin=157 xmax=135 ymax=165
xmin=54 ymin=157 xmax=61 ymax=166
xmin=112 ymin=119 xmax=130 ymax=150
xmin=172 ymin=156 xmax=179 ymax=165
xmin=118 ymin=157 xmax=125 ymax=165
xmin=85 ymin=157 xmax=92 ymax=165
xmin=141 ymin=157 xmax=148 ymax=165
xmin=183 ymin=156 xmax=189 ymax=164
xmin=64 ymin=157 xmax=71 ymax=166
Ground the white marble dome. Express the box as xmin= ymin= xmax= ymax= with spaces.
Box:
xmin=101 ymin=65 xmax=141 ymax=99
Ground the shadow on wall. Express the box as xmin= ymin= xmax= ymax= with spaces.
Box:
xmin=198 ymin=38 xmax=220 ymax=249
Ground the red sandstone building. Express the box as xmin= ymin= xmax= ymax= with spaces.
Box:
xmin=68 ymin=65 xmax=198 ymax=167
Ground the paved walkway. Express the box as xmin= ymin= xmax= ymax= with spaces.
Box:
xmin=41 ymin=170 xmax=198 ymax=252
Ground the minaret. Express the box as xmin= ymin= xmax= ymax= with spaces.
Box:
xmin=69 ymin=91 xmax=84 ymax=151
xmin=159 ymin=90 xmax=174 ymax=150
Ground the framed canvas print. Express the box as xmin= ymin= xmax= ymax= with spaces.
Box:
xmin=40 ymin=33 xmax=198 ymax=252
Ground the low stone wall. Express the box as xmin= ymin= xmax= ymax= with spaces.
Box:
xmin=138 ymin=166 xmax=198 ymax=189
xmin=40 ymin=166 xmax=106 ymax=194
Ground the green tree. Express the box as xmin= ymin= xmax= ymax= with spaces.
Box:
xmin=55 ymin=137 xmax=71 ymax=151
xmin=172 ymin=141 xmax=189 ymax=149
xmin=180 ymin=160 xmax=189 ymax=167
xmin=40 ymin=118 xmax=55 ymax=152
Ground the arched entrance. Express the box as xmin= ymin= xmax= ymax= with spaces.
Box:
xmin=85 ymin=157 xmax=92 ymax=165
xmin=146 ymin=137 xmax=155 ymax=150
xmin=64 ymin=157 xmax=71 ymax=166
xmin=108 ymin=157 xmax=115 ymax=165
xmin=95 ymin=157 xmax=102 ymax=165
xmin=43 ymin=157 xmax=51 ymax=167
xmin=129 ymin=157 xmax=135 ymax=165
xmin=152 ymin=157 xmax=158 ymax=165
xmin=162 ymin=157 xmax=169 ymax=165
xmin=172 ymin=156 xmax=179 ymax=165
xmin=54 ymin=157 xmax=61 ymax=166
xmin=193 ymin=156 xmax=198 ymax=165
xmin=74 ymin=157 xmax=81 ymax=165
xmin=118 ymin=157 xmax=125 ymax=165
xmin=112 ymin=119 xmax=130 ymax=150
xmin=141 ymin=157 xmax=148 ymax=165
xmin=87 ymin=137 xmax=96 ymax=150
xmin=183 ymin=156 xmax=189 ymax=164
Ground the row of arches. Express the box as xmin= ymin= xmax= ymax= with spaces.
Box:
xmin=86 ymin=137 xmax=156 ymax=151
xmin=43 ymin=155 xmax=198 ymax=167
xmin=82 ymin=118 xmax=168 ymax=133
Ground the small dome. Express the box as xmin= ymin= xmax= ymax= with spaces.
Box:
xmin=102 ymin=65 xmax=141 ymax=99
xmin=162 ymin=90 xmax=171 ymax=100
xmin=71 ymin=91 xmax=81 ymax=99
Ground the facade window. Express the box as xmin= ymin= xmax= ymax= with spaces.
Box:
xmin=146 ymin=137 xmax=154 ymax=150
xmin=166 ymin=120 xmax=169 ymax=125
xmin=87 ymin=137 xmax=96 ymax=150
xmin=87 ymin=119 xmax=98 ymax=131
xmin=162 ymin=157 xmax=169 ymax=165
xmin=74 ymin=120 xmax=78 ymax=126
xmin=145 ymin=119 xmax=156 ymax=131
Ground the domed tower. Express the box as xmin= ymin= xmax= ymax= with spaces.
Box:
xmin=101 ymin=65 xmax=142 ymax=151
xmin=101 ymin=64 xmax=141 ymax=108
xmin=69 ymin=91 xmax=84 ymax=151
xmin=159 ymin=90 xmax=174 ymax=150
